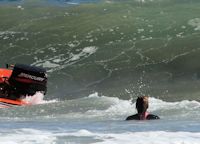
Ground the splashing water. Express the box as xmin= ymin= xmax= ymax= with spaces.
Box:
xmin=23 ymin=92 xmax=57 ymax=105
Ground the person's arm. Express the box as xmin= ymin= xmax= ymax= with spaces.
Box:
xmin=146 ymin=114 xmax=160 ymax=120
xmin=126 ymin=114 xmax=139 ymax=120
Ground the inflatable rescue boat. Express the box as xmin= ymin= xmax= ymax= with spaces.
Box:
xmin=0 ymin=64 xmax=47 ymax=108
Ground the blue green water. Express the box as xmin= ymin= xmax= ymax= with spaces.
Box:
xmin=0 ymin=1 xmax=200 ymax=143
xmin=1 ymin=0 xmax=200 ymax=101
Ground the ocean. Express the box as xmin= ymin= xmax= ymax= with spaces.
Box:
xmin=0 ymin=0 xmax=200 ymax=143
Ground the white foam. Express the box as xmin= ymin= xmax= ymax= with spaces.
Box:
xmin=0 ymin=128 xmax=200 ymax=144
xmin=23 ymin=92 xmax=57 ymax=105
xmin=88 ymin=92 xmax=99 ymax=98
xmin=0 ymin=31 xmax=20 ymax=36
xmin=76 ymin=93 xmax=200 ymax=120
xmin=41 ymin=61 xmax=60 ymax=68
xmin=17 ymin=5 xmax=24 ymax=10
xmin=76 ymin=93 xmax=134 ymax=119
xmin=0 ymin=128 xmax=56 ymax=144
xmin=66 ymin=2 xmax=79 ymax=5
xmin=148 ymin=97 xmax=200 ymax=111
xmin=68 ymin=46 xmax=98 ymax=62
xmin=33 ymin=46 xmax=98 ymax=72
xmin=92 ymin=131 xmax=200 ymax=144
xmin=17 ymin=92 xmax=200 ymax=120
xmin=82 ymin=46 xmax=97 ymax=54
xmin=14 ymin=129 xmax=199 ymax=144
xmin=135 ymin=0 xmax=154 ymax=3
xmin=188 ymin=18 xmax=200 ymax=31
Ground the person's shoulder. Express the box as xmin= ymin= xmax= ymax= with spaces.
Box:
xmin=146 ymin=114 xmax=160 ymax=120
xmin=126 ymin=114 xmax=140 ymax=120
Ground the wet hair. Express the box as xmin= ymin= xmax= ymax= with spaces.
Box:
xmin=136 ymin=96 xmax=149 ymax=114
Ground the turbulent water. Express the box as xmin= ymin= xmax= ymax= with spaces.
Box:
xmin=0 ymin=0 xmax=200 ymax=143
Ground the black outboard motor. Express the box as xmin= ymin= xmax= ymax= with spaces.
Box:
xmin=8 ymin=64 xmax=47 ymax=99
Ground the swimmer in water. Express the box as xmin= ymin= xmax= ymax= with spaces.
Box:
xmin=126 ymin=96 xmax=160 ymax=120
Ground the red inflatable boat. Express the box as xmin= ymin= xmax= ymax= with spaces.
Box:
xmin=0 ymin=64 xmax=47 ymax=107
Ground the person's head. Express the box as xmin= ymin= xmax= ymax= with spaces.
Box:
xmin=136 ymin=96 xmax=149 ymax=114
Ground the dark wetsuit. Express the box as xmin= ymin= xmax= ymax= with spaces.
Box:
xmin=126 ymin=113 xmax=160 ymax=120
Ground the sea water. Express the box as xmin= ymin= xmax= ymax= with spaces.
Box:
xmin=0 ymin=0 xmax=200 ymax=143
xmin=0 ymin=93 xmax=200 ymax=144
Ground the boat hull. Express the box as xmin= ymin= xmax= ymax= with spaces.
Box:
xmin=0 ymin=98 xmax=30 ymax=108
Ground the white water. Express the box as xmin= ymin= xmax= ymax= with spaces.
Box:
xmin=0 ymin=93 xmax=200 ymax=144
xmin=32 ymin=46 xmax=98 ymax=73
xmin=60 ymin=93 xmax=200 ymax=121
xmin=0 ymin=127 xmax=199 ymax=144
xmin=23 ymin=92 xmax=58 ymax=105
